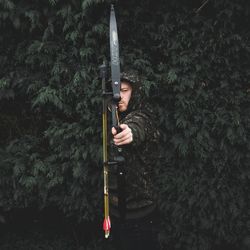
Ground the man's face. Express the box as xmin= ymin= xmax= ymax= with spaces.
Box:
xmin=118 ymin=81 xmax=132 ymax=112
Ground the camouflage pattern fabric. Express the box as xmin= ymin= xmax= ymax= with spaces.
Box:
xmin=109 ymin=108 xmax=160 ymax=219
xmin=120 ymin=71 xmax=140 ymax=84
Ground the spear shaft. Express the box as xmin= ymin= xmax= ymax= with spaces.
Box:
xmin=101 ymin=4 xmax=121 ymax=239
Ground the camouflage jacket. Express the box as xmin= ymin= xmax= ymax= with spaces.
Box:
xmin=109 ymin=107 xmax=160 ymax=220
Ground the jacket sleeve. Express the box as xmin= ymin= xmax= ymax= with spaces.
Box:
xmin=122 ymin=110 xmax=154 ymax=147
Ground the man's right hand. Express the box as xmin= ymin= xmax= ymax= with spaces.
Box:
xmin=112 ymin=124 xmax=133 ymax=146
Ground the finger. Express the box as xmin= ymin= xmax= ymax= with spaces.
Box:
xmin=114 ymin=130 xmax=127 ymax=139
xmin=114 ymin=126 xmax=131 ymax=139
xmin=119 ymin=124 xmax=128 ymax=130
xmin=113 ymin=125 xmax=127 ymax=138
xmin=114 ymin=134 xmax=130 ymax=143
xmin=115 ymin=136 xmax=133 ymax=146
xmin=114 ymin=133 xmax=133 ymax=145
xmin=111 ymin=127 xmax=117 ymax=135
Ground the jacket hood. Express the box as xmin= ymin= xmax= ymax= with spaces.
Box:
xmin=119 ymin=71 xmax=154 ymax=120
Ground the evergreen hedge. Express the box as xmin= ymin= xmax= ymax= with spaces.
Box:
xmin=0 ymin=0 xmax=249 ymax=249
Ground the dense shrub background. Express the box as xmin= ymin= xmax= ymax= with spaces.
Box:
xmin=0 ymin=0 xmax=249 ymax=249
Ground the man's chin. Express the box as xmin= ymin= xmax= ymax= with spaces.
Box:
xmin=118 ymin=106 xmax=127 ymax=112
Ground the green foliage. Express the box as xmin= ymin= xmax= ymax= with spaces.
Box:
xmin=0 ymin=0 xmax=249 ymax=249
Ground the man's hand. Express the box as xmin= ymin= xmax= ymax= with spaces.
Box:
xmin=112 ymin=124 xmax=133 ymax=146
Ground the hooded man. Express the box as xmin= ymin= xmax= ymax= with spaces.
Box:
xmin=108 ymin=71 xmax=161 ymax=250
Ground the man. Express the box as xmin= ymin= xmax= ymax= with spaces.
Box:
xmin=108 ymin=72 xmax=161 ymax=250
